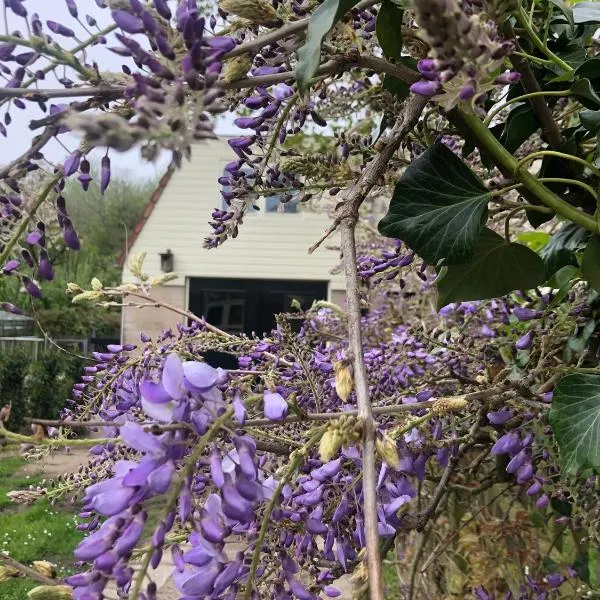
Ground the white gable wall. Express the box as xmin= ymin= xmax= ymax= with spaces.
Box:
xmin=123 ymin=137 xmax=345 ymax=296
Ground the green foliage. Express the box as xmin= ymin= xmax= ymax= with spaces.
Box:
xmin=542 ymin=223 xmax=590 ymax=278
xmin=571 ymin=78 xmax=600 ymax=109
xmin=296 ymin=0 xmax=360 ymax=91
xmin=0 ymin=349 xmax=31 ymax=431
xmin=436 ymin=228 xmax=546 ymax=309
xmin=64 ymin=175 xmax=154 ymax=257
xmin=500 ymin=104 xmax=540 ymax=154
xmin=549 ymin=374 xmax=600 ymax=473
xmin=0 ymin=175 xmax=153 ymax=337
xmin=26 ymin=350 xmax=84 ymax=421
xmin=0 ymin=348 xmax=83 ymax=429
xmin=376 ymin=1 xmax=403 ymax=60
xmin=378 ymin=143 xmax=491 ymax=265
xmin=0 ymin=453 xmax=82 ymax=600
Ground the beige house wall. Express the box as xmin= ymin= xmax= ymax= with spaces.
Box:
xmin=121 ymin=137 xmax=348 ymax=341
xmin=121 ymin=285 xmax=186 ymax=345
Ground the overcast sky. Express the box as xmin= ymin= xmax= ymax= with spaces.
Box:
xmin=0 ymin=0 xmax=241 ymax=181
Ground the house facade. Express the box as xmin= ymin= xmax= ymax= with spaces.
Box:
xmin=120 ymin=137 xmax=345 ymax=344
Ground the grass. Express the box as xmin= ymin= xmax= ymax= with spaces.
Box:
xmin=0 ymin=451 xmax=83 ymax=600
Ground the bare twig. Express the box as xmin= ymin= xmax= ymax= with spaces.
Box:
xmin=340 ymin=218 xmax=384 ymax=600
xmin=0 ymin=86 xmax=124 ymax=100
xmin=308 ymin=94 xmax=427 ymax=254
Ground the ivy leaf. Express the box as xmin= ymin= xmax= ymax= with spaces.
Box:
xmin=550 ymin=0 xmax=574 ymax=31
xmin=575 ymin=58 xmax=600 ymax=81
xmin=500 ymin=104 xmax=540 ymax=153
xmin=378 ymin=143 xmax=491 ymax=265
xmin=296 ymin=0 xmax=360 ymax=92
xmin=573 ymin=2 xmax=600 ymax=24
xmin=436 ymin=228 xmax=545 ymax=309
xmin=582 ymin=235 xmax=600 ymax=292
xmin=382 ymin=75 xmax=410 ymax=102
xmin=376 ymin=1 xmax=403 ymax=60
xmin=549 ymin=374 xmax=600 ymax=474
xmin=580 ymin=109 xmax=600 ymax=132
xmin=542 ymin=222 xmax=590 ymax=277
xmin=571 ymin=78 xmax=600 ymax=110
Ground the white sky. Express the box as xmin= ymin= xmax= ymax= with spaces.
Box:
xmin=0 ymin=0 xmax=241 ymax=181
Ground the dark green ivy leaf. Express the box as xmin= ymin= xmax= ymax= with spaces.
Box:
xmin=500 ymin=104 xmax=540 ymax=154
xmin=296 ymin=0 xmax=360 ymax=92
xmin=378 ymin=143 xmax=491 ymax=265
xmin=436 ymin=228 xmax=546 ymax=309
xmin=549 ymin=374 xmax=600 ymax=474
xmin=542 ymin=222 xmax=591 ymax=277
xmin=382 ymin=75 xmax=410 ymax=102
xmin=376 ymin=1 xmax=403 ymax=60
xmin=573 ymin=2 xmax=600 ymax=24
xmin=550 ymin=0 xmax=574 ymax=31
xmin=583 ymin=235 xmax=600 ymax=293
xmin=575 ymin=58 xmax=600 ymax=81
xmin=571 ymin=78 xmax=600 ymax=110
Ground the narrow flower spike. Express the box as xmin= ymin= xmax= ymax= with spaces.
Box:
xmin=46 ymin=20 xmax=75 ymax=37
xmin=100 ymin=155 xmax=111 ymax=194
xmin=112 ymin=9 xmax=145 ymax=33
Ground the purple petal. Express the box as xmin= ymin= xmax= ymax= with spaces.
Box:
xmin=263 ymin=391 xmax=287 ymax=421
xmin=182 ymin=361 xmax=218 ymax=391
xmin=120 ymin=422 xmax=165 ymax=456
xmin=162 ymin=354 xmax=184 ymax=398
xmin=140 ymin=380 xmax=172 ymax=404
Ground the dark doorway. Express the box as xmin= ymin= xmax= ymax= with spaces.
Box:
xmin=188 ymin=278 xmax=328 ymax=336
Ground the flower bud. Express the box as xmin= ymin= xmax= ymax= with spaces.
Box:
xmin=375 ymin=433 xmax=400 ymax=469
xmin=334 ymin=360 xmax=353 ymax=402
xmin=91 ymin=277 xmax=103 ymax=291
xmin=66 ymin=282 xmax=83 ymax=295
xmin=431 ymin=396 xmax=467 ymax=415
xmin=0 ymin=565 xmax=19 ymax=582
xmin=32 ymin=561 xmax=57 ymax=579
xmin=219 ymin=0 xmax=281 ymax=26
xmin=27 ymin=585 xmax=73 ymax=600
xmin=223 ymin=55 xmax=252 ymax=82
xmin=319 ymin=427 xmax=343 ymax=462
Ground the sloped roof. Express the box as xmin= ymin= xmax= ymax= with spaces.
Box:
xmin=118 ymin=165 xmax=175 ymax=267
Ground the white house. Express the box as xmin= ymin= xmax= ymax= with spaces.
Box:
xmin=120 ymin=137 xmax=346 ymax=344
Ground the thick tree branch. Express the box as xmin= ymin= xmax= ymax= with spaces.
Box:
xmin=509 ymin=50 xmax=563 ymax=149
xmin=340 ymin=218 xmax=384 ymax=600
xmin=309 ymin=94 xmax=427 ymax=253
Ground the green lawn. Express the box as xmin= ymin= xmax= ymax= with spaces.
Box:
xmin=0 ymin=452 xmax=83 ymax=599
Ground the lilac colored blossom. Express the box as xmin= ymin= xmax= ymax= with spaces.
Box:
xmin=263 ymin=390 xmax=288 ymax=421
